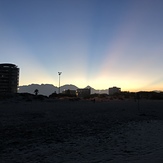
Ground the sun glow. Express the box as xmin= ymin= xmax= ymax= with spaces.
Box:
xmin=1 ymin=0 xmax=163 ymax=92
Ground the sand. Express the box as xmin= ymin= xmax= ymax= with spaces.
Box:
xmin=1 ymin=99 xmax=163 ymax=162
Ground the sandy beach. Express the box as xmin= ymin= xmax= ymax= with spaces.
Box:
xmin=1 ymin=99 xmax=163 ymax=162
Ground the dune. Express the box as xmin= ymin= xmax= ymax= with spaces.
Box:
xmin=1 ymin=99 xmax=163 ymax=162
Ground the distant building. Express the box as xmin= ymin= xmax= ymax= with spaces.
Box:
xmin=0 ymin=63 xmax=19 ymax=93
xmin=109 ymin=86 xmax=121 ymax=95
xmin=62 ymin=89 xmax=76 ymax=96
xmin=76 ymin=88 xmax=91 ymax=98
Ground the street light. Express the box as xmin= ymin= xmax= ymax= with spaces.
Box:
xmin=58 ymin=72 xmax=62 ymax=94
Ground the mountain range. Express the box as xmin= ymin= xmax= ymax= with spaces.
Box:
xmin=18 ymin=84 xmax=108 ymax=96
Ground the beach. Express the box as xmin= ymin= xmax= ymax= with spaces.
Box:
xmin=1 ymin=99 xmax=163 ymax=162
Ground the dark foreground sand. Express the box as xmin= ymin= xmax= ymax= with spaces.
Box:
xmin=1 ymin=99 xmax=163 ymax=162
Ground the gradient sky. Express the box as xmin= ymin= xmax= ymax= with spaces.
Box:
xmin=0 ymin=0 xmax=163 ymax=91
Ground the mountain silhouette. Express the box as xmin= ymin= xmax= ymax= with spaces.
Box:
xmin=18 ymin=84 xmax=108 ymax=96
xmin=61 ymin=84 xmax=78 ymax=92
xmin=18 ymin=84 xmax=57 ymax=96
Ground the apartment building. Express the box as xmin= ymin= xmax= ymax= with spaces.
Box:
xmin=0 ymin=63 xmax=19 ymax=93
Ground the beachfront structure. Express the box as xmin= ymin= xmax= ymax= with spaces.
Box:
xmin=109 ymin=86 xmax=121 ymax=95
xmin=76 ymin=88 xmax=91 ymax=98
xmin=0 ymin=63 xmax=19 ymax=93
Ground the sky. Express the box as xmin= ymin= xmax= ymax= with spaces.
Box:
xmin=0 ymin=0 xmax=163 ymax=91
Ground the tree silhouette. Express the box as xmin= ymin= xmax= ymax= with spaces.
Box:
xmin=34 ymin=89 xmax=39 ymax=96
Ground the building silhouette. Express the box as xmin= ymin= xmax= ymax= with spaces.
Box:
xmin=109 ymin=86 xmax=121 ymax=95
xmin=76 ymin=88 xmax=91 ymax=98
xmin=0 ymin=63 xmax=19 ymax=93
xmin=62 ymin=89 xmax=76 ymax=96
